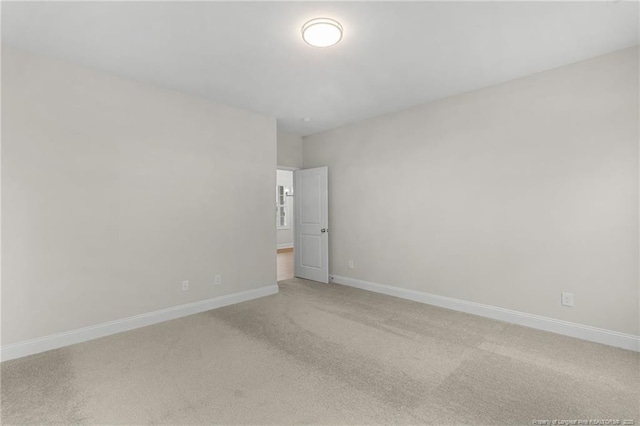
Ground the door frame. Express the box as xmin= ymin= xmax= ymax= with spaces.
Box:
xmin=276 ymin=165 xmax=299 ymax=270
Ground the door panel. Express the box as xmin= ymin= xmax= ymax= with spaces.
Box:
xmin=294 ymin=167 xmax=328 ymax=283
xmin=300 ymin=173 xmax=321 ymax=224
xmin=301 ymin=235 xmax=322 ymax=268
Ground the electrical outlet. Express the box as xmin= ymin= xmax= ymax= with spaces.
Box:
xmin=561 ymin=292 xmax=573 ymax=307
xmin=214 ymin=275 xmax=222 ymax=286
xmin=182 ymin=280 xmax=190 ymax=291
xmin=348 ymin=260 xmax=354 ymax=269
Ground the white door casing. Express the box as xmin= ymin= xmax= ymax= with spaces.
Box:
xmin=294 ymin=167 xmax=329 ymax=283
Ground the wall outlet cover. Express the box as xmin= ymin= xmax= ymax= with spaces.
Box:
xmin=561 ymin=292 xmax=574 ymax=307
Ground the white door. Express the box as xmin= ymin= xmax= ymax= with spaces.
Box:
xmin=294 ymin=167 xmax=329 ymax=283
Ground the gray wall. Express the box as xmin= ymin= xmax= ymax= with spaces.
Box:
xmin=277 ymin=131 xmax=303 ymax=169
xmin=2 ymin=47 xmax=277 ymax=344
xmin=304 ymin=47 xmax=639 ymax=335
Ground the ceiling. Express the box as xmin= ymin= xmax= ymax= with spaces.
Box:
xmin=2 ymin=1 xmax=638 ymax=136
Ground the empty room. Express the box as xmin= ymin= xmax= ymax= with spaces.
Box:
xmin=1 ymin=1 xmax=639 ymax=425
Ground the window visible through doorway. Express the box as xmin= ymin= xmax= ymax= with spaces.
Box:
xmin=276 ymin=184 xmax=291 ymax=229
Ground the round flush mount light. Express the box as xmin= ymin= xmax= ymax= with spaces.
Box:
xmin=302 ymin=18 xmax=343 ymax=47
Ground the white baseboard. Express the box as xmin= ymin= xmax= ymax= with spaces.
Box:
xmin=330 ymin=275 xmax=639 ymax=352
xmin=277 ymin=243 xmax=294 ymax=250
xmin=1 ymin=284 xmax=279 ymax=362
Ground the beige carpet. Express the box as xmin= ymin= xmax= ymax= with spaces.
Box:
xmin=2 ymin=278 xmax=639 ymax=425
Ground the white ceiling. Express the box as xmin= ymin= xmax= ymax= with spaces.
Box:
xmin=2 ymin=1 xmax=638 ymax=136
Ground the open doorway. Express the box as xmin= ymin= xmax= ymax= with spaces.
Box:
xmin=275 ymin=166 xmax=329 ymax=283
xmin=276 ymin=168 xmax=295 ymax=281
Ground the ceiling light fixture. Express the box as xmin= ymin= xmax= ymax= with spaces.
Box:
xmin=302 ymin=18 xmax=343 ymax=48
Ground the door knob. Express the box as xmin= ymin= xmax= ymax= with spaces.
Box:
xmin=321 ymin=228 xmax=327 ymax=233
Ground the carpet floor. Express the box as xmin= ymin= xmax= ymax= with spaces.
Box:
xmin=1 ymin=278 xmax=639 ymax=425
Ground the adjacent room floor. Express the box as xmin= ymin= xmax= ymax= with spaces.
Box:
xmin=277 ymin=248 xmax=294 ymax=281
xmin=1 ymin=278 xmax=638 ymax=425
